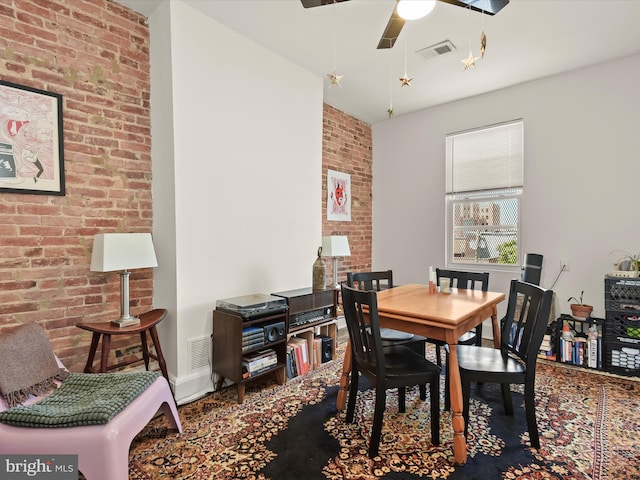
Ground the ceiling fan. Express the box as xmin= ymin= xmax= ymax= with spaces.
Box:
xmin=300 ymin=0 xmax=509 ymax=49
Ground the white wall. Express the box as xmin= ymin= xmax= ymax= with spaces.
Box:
xmin=372 ymin=54 xmax=640 ymax=324
xmin=149 ymin=1 xmax=323 ymax=403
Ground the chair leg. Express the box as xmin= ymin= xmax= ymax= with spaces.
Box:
xmin=430 ymin=378 xmax=440 ymax=446
xmin=474 ymin=323 xmax=483 ymax=346
xmin=524 ymin=380 xmax=540 ymax=448
xmin=462 ymin=376 xmax=471 ymax=439
xmin=398 ymin=387 xmax=406 ymax=413
xmin=419 ymin=384 xmax=426 ymax=400
xmin=346 ymin=367 xmax=359 ymax=423
xmin=500 ymin=383 xmax=514 ymax=415
xmin=369 ymin=387 xmax=387 ymax=458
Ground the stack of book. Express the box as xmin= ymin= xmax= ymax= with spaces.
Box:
xmin=242 ymin=326 xmax=264 ymax=353
xmin=538 ymin=334 xmax=555 ymax=360
xmin=242 ymin=348 xmax=277 ymax=378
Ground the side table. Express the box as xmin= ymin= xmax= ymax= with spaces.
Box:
xmin=77 ymin=308 xmax=170 ymax=384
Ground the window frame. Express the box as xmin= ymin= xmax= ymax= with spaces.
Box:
xmin=444 ymin=120 xmax=524 ymax=271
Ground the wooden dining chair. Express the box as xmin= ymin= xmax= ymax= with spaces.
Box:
xmin=347 ymin=270 xmax=430 ymax=399
xmin=341 ymin=284 xmax=440 ymax=458
xmin=347 ymin=270 xmax=429 ymax=351
xmin=433 ymin=269 xmax=490 ymax=410
xmin=457 ymin=279 xmax=553 ymax=449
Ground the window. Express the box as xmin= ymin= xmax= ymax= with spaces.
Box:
xmin=445 ymin=120 xmax=523 ymax=267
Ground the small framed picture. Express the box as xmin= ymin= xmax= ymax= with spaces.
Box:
xmin=0 ymin=80 xmax=65 ymax=195
xmin=327 ymin=169 xmax=351 ymax=221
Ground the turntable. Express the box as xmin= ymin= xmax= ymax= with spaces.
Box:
xmin=216 ymin=293 xmax=288 ymax=321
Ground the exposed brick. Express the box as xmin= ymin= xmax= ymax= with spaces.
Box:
xmin=322 ymin=104 xmax=373 ymax=282
xmin=0 ymin=0 xmax=153 ymax=371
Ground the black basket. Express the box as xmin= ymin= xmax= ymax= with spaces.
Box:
xmin=605 ymin=339 xmax=640 ymax=376
xmin=605 ymin=276 xmax=640 ymax=311
xmin=604 ymin=311 xmax=640 ymax=344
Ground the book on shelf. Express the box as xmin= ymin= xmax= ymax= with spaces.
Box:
xmin=288 ymin=337 xmax=310 ymax=375
xmin=242 ymin=339 xmax=265 ymax=352
xmin=285 ymin=345 xmax=298 ymax=379
xmin=242 ymin=361 xmax=277 ymax=379
xmin=242 ymin=348 xmax=277 ymax=371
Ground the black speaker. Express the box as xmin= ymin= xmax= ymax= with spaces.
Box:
xmin=521 ymin=253 xmax=543 ymax=286
xmin=263 ymin=321 xmax=286 ymax=344
xmin=318 ymin=335 xmax=333 ymax=363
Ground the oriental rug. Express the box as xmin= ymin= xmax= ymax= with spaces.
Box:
xmin=128 ymin=348 xmax=640 ymax=479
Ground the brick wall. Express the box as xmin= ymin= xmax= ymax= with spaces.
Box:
xmin=322 ymin=104 xmax=372 ymax=285
xmin=0 ymin=0 xmax=152 ymax=372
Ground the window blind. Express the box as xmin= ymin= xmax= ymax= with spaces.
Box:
xmin=446 ymin=120 xmax=523 ymax=194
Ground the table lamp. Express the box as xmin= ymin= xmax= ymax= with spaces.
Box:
xmin=91 ymin=232 xmax=158 ymax=327
xmin=321 ymin=235 xmax=351 ymax=289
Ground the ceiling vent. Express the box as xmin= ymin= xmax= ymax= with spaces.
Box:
xmin=416 ymin=40 xmax=457 ymax=61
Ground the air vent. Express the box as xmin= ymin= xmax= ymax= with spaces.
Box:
xmin=416 ymin=40 xmax=457 ymax=61
xmin=188 ymin=336 xmax=210 ymax=372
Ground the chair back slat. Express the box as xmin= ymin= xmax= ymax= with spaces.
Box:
xmin=436 ymin=269 xmax=489 ymax=291
xmin=347 ymin=270 xmax=393 ymax=292
xmin=341 ymin=284 xmax=385 ymax=378
xmin=501 ymin=279 xmax=553 ymax=367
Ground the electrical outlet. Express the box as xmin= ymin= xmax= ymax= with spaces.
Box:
xmin=561 ymin=258 xmax=570 ymax=271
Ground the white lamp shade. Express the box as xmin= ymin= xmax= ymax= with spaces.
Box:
xmin=91 ymin=233 xmax=158 ymax=272
xmin=321 ymin=235 xmax=351 ymax=257
xmin=397 ymin=0 xmax=436 ymax=20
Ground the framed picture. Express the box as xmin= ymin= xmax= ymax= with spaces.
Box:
xmin=0 ymin=80 xmax=65 ymax=195
xmin=327 ymin=169 xmax=351 ymax=221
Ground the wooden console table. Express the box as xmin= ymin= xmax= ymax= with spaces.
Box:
xmin=77 ymin=308 xmax=170 ymax=384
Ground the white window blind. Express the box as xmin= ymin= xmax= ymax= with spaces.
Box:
xmin=446 ymin=120 xmax=523 ymax=193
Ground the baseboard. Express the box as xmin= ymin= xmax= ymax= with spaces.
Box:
xmin=172 ymin=369 xmax=214 ymax=405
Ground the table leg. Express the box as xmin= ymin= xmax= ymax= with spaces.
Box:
xmin=336 ymin=340 xmax=352 ymax=411
xmin=140 ymin=331 xmax=151 ymax=370
xmin=99 ymin=334 xmax=111 ymax=373
xmin=447 ymin=344 xmax=468 ymax=465
xmin=83 ymin=333 xmax=100 ymax=373
xmin=491 ymin=305 xmax=501 ymax=348
xmin=148 ymin=326 xmax=169 ymax=382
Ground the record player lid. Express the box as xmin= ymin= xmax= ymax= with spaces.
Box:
xmin=215 ymin=293 xmax=288 ymax=318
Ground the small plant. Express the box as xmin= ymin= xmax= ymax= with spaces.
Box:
xmin=567 ymin=291 xmax=587 ymax=306
xmin=610 ymin=250 xmax=640 ymax=274
xmin=567 ymin=291 xmax=593 ymax=318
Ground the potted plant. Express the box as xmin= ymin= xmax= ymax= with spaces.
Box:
xmin=567 ymin=291 xmax=593 ymax=318
xmin=610 ymin=250 xmax=640 ymax=277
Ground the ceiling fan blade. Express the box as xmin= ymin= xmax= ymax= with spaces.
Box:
xmin=438 ymin=0 xmax=509 ymax=16
xmin=300 ymin=0 xmax=351 ymax=8
xmin=377 ymin=7 xmax=405 ymax=49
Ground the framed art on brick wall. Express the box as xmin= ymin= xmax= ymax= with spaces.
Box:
xmin=0 ymin=80 xmax=65 ymax=196
xmin=327 ymin=169 xmax=351 ymax=221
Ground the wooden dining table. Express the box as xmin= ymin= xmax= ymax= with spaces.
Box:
xmin=336 ymin=283 xmax=505 ymax=465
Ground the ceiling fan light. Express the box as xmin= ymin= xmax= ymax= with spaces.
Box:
xmin=397 ymin=0 xmax=436 ymax=20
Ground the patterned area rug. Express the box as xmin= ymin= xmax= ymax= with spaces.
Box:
xmin=128 ymin=349 xmax=640 ymax=479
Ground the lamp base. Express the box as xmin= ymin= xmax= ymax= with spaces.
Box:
xmin=111 ymin=315 xmax=140 ymax=328
xmin=332 ymin=257 xmax=340 ymax=289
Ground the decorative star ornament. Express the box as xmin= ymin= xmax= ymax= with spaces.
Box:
xmin=327 ymin=70 xmax=343 ymax=88
xmin=462 ymin=50 xmax=479 ymax=70
xmin=480 ymin=31 xmax=487 ymax=58
xmin=399 ymin=75 xmax=413 ymax=87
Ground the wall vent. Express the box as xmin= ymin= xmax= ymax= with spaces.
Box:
xmin=416 ymin=40 xmax=457 ymax=61
xmin=188 ymin=336 xmax=210 ymax=372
